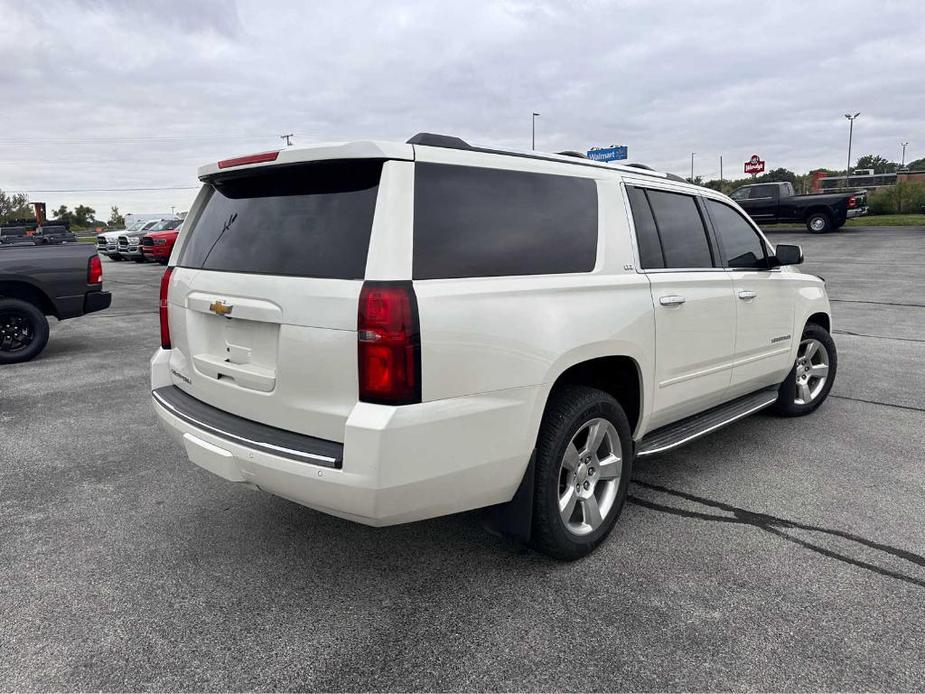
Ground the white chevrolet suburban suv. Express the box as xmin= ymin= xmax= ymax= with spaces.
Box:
xmin=151 ymin=133 xmax=836 ymax=559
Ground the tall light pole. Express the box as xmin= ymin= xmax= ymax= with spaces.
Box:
xmin=690 ymin=152 xmax=695 ymax=182
xmin=532 ymin=112 xmax=540 ymax=151
xmin=901 ymin=141 xmax=909 ymax=168
xmin=844 ymin=112 xmax=860 ymax=187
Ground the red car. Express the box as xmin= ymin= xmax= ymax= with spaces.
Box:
xmin=141 ymin=223 xmax=181 ymax=264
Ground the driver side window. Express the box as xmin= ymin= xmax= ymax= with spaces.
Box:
xmin=705 ymin=199 xmax=769 ymax=270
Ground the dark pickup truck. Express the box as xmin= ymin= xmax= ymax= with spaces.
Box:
xmin=730 ymin=182 xmax=867 ymax=233
xmin=0 ymin=243 xmax=111 ymax=364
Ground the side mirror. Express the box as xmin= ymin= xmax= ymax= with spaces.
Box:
xmin=773 ymin=243 xmax=803 ymax=266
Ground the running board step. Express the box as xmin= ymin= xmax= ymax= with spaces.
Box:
xmin=637 ymin=389 xmax=778 ymax=457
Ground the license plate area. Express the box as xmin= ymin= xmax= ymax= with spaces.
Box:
xmin=185 ymin=293 xmax=282 ymax=393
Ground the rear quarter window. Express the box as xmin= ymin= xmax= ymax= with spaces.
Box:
xmin=178 ymin=160 xmax=382 ymax=279
xmin=412 ymin=163 xmax=598 ymax=279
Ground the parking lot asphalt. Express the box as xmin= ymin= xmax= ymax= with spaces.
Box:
xmin=2 ymin=227 xmax=924 ymax=692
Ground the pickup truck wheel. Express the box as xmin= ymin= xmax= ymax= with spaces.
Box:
xmin=109 ymin=255 xmax=123 ymax=261
xmin=133 ymin=257 xmax=146 ymax=263
xmin=530 ymin=386 xmax=633 ymax=560
xmin=0 ymin=298 xmax=50 ymax=365
xmin=807 ymin=212 xmax=832 ymax=233
xmin=772 ymin=323 xmax=837 ymax=417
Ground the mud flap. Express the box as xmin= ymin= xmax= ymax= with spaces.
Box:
xmin=482 ymin=451 xmax=535 ymax=543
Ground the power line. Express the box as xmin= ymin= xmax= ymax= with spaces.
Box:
xmin=10 ymin=186 xmax=200 ymax=193
xmin=0 ymin=133 xmax=279 ymax=145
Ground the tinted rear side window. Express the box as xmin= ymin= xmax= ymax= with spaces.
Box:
xmin=179 ymin=160 xmax=382 ymax=279
xmin=645 ymin=190 xmax=714 ymax=268
xmin=706 ymin=199 xmax=769 ymax=269
xmin=626 ymin=186 xmax=665 ymax=269
xmin=413 ymin=163 xmax=598 ymax=279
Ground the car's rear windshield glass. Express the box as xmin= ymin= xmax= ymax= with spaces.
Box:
xmin=178 ymin=160 xmax=382 ymax=279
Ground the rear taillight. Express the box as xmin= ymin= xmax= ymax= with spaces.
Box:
xmin=357 ymin=282 xmax=421 ymax=405
xmin=847 ymin=195 xmax=857 ymax=208
xmin=159 ymin=267 xmax=173 ymax=349
xmin=87 ymin=255 xmax=102 ymax=285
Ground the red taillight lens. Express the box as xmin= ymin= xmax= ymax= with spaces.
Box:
xmin=87 ymin=255 xmax=103 ymax=285
xmin=357 ymin=282 xmax=421 ymax=405
xmin=159 ymin=267 xmax=173 ymax=349
xmin=848 ymin=195 xmax=857 ymax=208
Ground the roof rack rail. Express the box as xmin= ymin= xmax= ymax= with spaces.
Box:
xmin=557 ymin=150 xmax=589 ymax=159
xmin=407 ymin=132 xmax=687 ymax=182
xmin=406 ymin=133 xmax=471 ymax=149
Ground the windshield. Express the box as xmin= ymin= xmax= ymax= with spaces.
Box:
xmin=151 ymin=219 xmax=181 ymax=232
xmin=126 ymin=220 xmax=147 ymax=231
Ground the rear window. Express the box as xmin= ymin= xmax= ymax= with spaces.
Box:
xmin=178 ymin=160 xmax=382 ymax=279
xmin=412 ymin=163 xmax=598 ymax=279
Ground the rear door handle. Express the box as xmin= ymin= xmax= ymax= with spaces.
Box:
xmin=738 ymin=290 xmax=758 ymax=300
xmin=659 ymin=295 xmax=686 ymax=306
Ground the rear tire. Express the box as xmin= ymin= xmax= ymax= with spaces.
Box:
xmin=530 ymin=386 xmax=633 ymax=560
xmin=806 ymin=212 xmax=832 ymax=233
xmin=772 ymin=323 xmax=837 ymax=417
xmin=0 ymin=298 xmax=50 ymax=364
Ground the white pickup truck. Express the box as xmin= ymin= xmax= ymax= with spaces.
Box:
xmin=151 ymin=134 xmax=836 ymax=559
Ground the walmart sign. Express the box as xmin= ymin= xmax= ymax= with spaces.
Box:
xmin=587 ymin=146 xmax=628 ymax=162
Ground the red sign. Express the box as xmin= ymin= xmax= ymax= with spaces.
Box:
xmin=744 ymin=154 xmax=765 ymax=175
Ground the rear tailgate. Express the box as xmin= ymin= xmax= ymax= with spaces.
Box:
xmin=165 ymin=158 xmax=387 ymax=443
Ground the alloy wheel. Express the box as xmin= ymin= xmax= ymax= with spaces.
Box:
xmin=557 ymin=418 xmax=622 ymax=536
xmin=794 ymin=338 xmax=830 ymax=405
xmin=0 ymin=312 xmax=35 ymax=353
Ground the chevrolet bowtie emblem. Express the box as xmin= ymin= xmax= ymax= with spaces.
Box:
xmin=209 ymin=300 xmax=233 ymax=316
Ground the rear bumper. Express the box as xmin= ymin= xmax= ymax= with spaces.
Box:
xmin=150 ymin=348 xmax=544 ymax=526
xmin=847 ymin=206 xmax=868 ymax=219
xmin=84 ymin=290 xmax=111 ymax=314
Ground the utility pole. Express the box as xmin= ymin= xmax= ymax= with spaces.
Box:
xmin=720 ymin=155 xmax=723 ymax=187
xmin=690 ymin=152 xmax=695 ymax=183
xmin=844 ymin=113 xmax=860 ymax=187
xmin=532 ymin=113 xmax=540 ymax=151
xmin=901 ymin=142 xmax=909 ymax=168
xmin=280 ymin=133 xmax=293 ymax=147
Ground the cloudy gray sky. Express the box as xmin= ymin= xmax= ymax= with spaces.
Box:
xmin=3 ymin=0 xmax=924 ymax=218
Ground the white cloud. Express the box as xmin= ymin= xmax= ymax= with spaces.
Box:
xmin=2 ymin=0 xmax=923 ymax=215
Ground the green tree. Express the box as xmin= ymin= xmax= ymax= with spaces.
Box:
xmin=906 ymin=156 xmax=925 ymax=171
xmin=55 ymin=204 xmax=96 ymax=228
xmin=854 ymin=154 xmax=898 ymax=174
xmin=0 ymin=189 xmax=32 ymax=223
xmin=108 ymin=206 xmax=125 ymax=228
xmin=53 ymin=205 xmax=73 ymax=225
xmin=867 ymin=181 xmax=925 ymax=214
xmin=73 ymin=205 xmax=96 ymax=227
